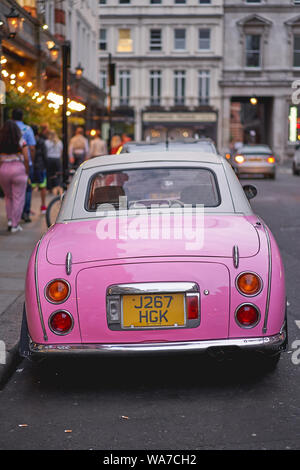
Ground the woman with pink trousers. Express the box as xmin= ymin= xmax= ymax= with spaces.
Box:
xmin=0 ymin=120 xmax=29 ymax=233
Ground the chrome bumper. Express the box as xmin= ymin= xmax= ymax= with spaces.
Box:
xmin=29 ymin=331 xmax=287 ymax=356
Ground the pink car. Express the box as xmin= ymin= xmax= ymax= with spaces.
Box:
xmin=20 ymin=152 xmax=288 ymax=370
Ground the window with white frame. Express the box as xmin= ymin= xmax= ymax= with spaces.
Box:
xmin=198 ymin=70 xmax=210 ymax=105
xmin=119 ymin=70 xmax=131 ymax=106
xmin=100 ymin=69 xmax=107 ymax=90
xmin=294 ymin=35 xmax=300 ymax=67
xmin=150 ymin=70 xmax=162 ymax=105
xmin=99 ymin=29 xmax=107 ymax=50
xmin=174 ymin=29 xmax=186 ymax=50
xmin=174 ymin=70 xmax=186 ymax=105
xmin=245 ymin=34 xmax=261 ymax=67
xmin=199 ymin=29 xmax=211 ymax=50
xmin=150 ymin=29 xmax=162 ymax=51
xmin=117 ymin=29 xmax=133 ymax=53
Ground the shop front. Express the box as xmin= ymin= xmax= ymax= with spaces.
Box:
xmin=142 ymin=110 xmax=218 ymax=145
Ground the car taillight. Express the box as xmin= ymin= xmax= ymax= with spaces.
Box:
xmin=235 ymin=304 xmax=260 ymax=328
xmin=267 ymin=156 xmax=275 ymax=163
xmin=45 ymin=279 xmax=70 ymax=303
xmin=186 ymin=294 xmax=199 ymax=320
xmin=235 ymin=155 xmax=245 ymax=164
xmin=236 ymin=272 xmax=262 ymax=296
xmin=49 ymin=311 xmax=73 ymax=335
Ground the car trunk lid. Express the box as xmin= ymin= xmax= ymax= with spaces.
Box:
xmin=46 ymin=215 xmax=259 ymax=265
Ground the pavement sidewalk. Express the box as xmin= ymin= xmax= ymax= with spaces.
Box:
xmin=0 ymin=190 xmax=49 ymax=383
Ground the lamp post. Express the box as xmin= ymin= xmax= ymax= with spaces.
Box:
xmin=107 ymin=53 xmax=115 ymax=153
xmin=62 ymin=41 xmax=71 ymax=187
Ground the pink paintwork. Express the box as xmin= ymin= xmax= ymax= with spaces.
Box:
xmin=24 ymin=213 xmax=286 ymax=351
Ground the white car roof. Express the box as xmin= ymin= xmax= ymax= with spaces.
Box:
xmin=81 ymin=151 xmax=222 ymax=169
xmin=58 ymin=151 xmax=253 ymax=222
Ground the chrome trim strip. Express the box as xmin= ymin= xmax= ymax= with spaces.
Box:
xmin=44 ymin=279 xmax=71 ymax=305
xmin=108 ymin=282 xmax=199 ymax=296
xmin=34 ymin=239 xmax=48 ymax=341
xmin=66 ymin=252 xmax=72 ymax=276
xmin=233 ymin=245 xmax=239 ymax=269
xmin=235 ymin=272 xmax=263 ymax=298
xmin=262 ymin=225 xmax=272 ymax=334
xmin=29 ymin=332 xmax=287 ymax=355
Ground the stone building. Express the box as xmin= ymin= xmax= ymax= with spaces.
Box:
xmin=98 ymin=0 xmax=224 ymax=145
xmin=221 ymin=0 xmax=300 ymax=161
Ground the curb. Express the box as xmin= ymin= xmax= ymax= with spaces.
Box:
xmin=0 ymin=342 xmax=22 ymax=390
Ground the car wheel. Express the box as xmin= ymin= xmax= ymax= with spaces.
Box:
xmin=19 ymin=305 xmax=44 ymax=364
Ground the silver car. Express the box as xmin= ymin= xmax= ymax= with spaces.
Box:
xmin=232 ymin=145 xmax=276 ymax=179
xmin=293 ymin=146 xmax=300 ymax=176
xmin=121 ymin=138 xmax=217 ymax=155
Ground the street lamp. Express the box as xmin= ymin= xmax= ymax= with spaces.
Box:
xmin=5 ymin=8 xmax=22 ymax=39
xmin=75 ymin=63 xmax=84 ymax=79
xmin=49 ymin=44 xmax=60 ymax=62
xmin=0 ymin=10 xmax=22 ymax=126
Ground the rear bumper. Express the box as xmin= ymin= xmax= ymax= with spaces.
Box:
xmin=29 ymin=331 xmax=287 ymax=356
xmin=235 ymin=164 xmax=276 ymax=175
xmin=235 ymin=165 xmax=275 ymax=176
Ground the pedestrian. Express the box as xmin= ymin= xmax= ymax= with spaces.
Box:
xmin=89 ymin=129 xmax=107 ymax=158
xmin=68 ymin=127 xmax=89 ymax=169
xmin=45 ymin=130 xmax=63 ymax=195
xmin=110 ymin=134 xmax=122 ymax=154
xmin=31 ymin=124 xmax=48 ymax=214
xmin=0 ymin=120 xmax=29 ymax=233
xmin=39 ymin=123 xmax=50 ymax=142
xmin=121 ymin=133 xmax=131 ymax=145
xmin=12 ymin=108 xmax=36 ymax=223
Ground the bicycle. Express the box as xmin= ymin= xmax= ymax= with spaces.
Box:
xmin=45 ymin=169 xmax=75 ymax=227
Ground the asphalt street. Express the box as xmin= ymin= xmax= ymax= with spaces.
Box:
xmin=0 ymin=167 xmax=299 ymax=450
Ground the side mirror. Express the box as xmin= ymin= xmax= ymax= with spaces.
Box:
xmin=243 ymin=184 xmax=257 ymax=200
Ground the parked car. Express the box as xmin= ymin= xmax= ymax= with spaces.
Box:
xmin=232 ymin=144 xmax=276 ymax=179
xmin=20 ymin=151 xmax=287 ymax=370
xmin=121 ymin=138 xmax=217 ymax=155
xmin=293 ymin=145 xmax=300 ymax=175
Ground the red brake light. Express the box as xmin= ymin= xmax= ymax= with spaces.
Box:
xmin=186 ymin=295 xmax=199 ymax=320
xmin=235 ymin=304 xmax=260 ymax=328
xmin=49 ymin=311 xmax=73 ymax=335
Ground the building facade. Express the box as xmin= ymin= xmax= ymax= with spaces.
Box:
xmin=99 ymin=0 xmax=224 ymax=145
xmin=221 ymin=0 xmax=300 ymax=161
xmin=0 ymin=0 xmax=104 ymax=131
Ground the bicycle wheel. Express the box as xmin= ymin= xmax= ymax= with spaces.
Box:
xmin=46 ymin=195 xmax=61 ymax=228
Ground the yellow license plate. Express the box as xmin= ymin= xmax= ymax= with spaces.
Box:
xmin=122 ymin=293 xmax=185 ymax=328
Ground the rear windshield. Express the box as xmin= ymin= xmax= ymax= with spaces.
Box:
xmin=87 ymin=167 xmax=220 ymax=211
xmin=241 ymin=146 xmax=271 ymax=154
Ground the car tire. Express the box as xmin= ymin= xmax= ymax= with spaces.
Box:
xmin=19 ymin=305 xmax=44 ymax=364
